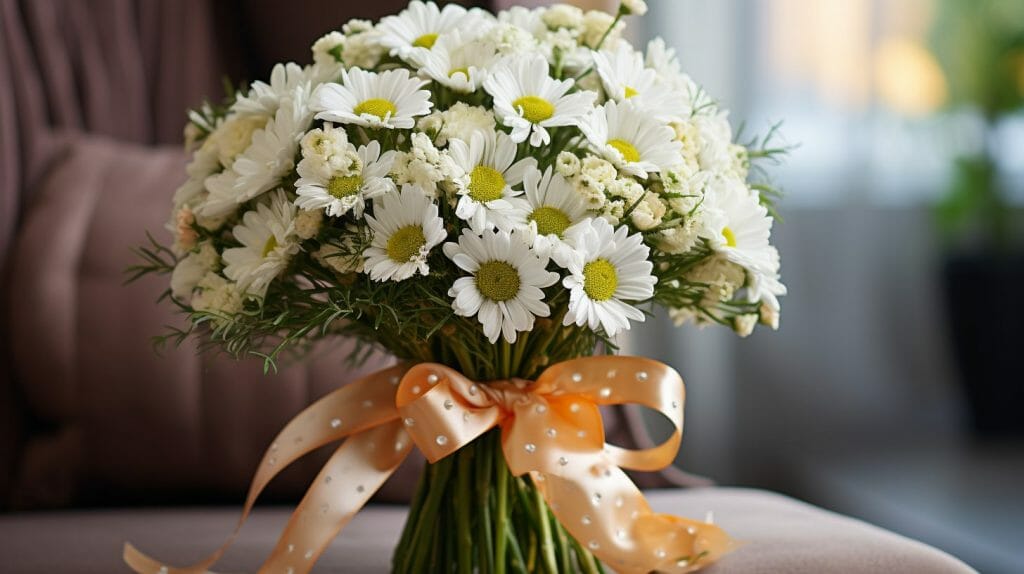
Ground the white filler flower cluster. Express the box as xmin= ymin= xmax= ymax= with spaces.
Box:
xmin=163 ymin=0 xmax=786 ymax=352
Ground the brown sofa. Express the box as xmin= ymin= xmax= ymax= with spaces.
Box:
xmin=0 ymin=0 xmax=976 ymax=572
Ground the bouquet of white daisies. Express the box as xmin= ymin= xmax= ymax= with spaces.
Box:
xmin=136 ymin=0 xmax=786 ymax=378
xmin=129 ymin=2 xmax=788 ymax=572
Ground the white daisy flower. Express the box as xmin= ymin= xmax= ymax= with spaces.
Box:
xmin=448 ymin=130 xmax=535 ymax=233
xmin=700 ymin=177 xmax=777 ymax=273
xmin=443 ymin=228 xmax=559 ymax=344
xmin=579 ymin=100 xmax=682 ymax=178
xmin=593 ymin=44 xmax=686 ymax=120
xmin=295 ymin=139 xmax=397 ymax=218
xmin=483 ymin=54 xmax=596 ymax=147
xmin=232 ymin=62 xmax=333 ymax=117
xmin=222 ymin=190 xmax=299 ymax=297
xmin=375 ymin=1 xmax=485 ymax=61
xmin=518 ymin=166 xmax=589 ymax=258
xmin=312 ymin=67 xmax=432 ymax=130
xmin=202 ymin=96 xmax=312 ymax=218
xmin=364 ymin=184 xmax=447 ymax=282
xmin=554 ymin=217 xmax=657 ymax=337
xmin=414 ymin=30 xmax=498 ymax=93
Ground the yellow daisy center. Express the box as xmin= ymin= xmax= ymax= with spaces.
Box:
xmin=583 ymin=259 xmax=618 ymax=302
xmin=449 ymin=67 xmax=469 ymax=78
xmin=528 ymin=206 xmax=571 ymax=238
xmin=608 ymin=139 xmax=641 ymax=163
xmin=476 ymin=260 xmax=521 ymax=302
xmin=413 ymin=33 xmax=439 ymax=49
xmin=327 ymin=175 xmax=363 ymax=199
xmin=468 ymin=165 xmax=506 ymax=203
xmin=386 ymin=225 xmax=426 ymax=263
xmin=624 ymin=86 xmax=639 ymax=98
xmin=354 ymin=98 xmax=398 ymax=120
xmin=261 ymin=235 xmax=278 ymax=258
xmin=512 ymin=96 xmax=555 ymax=124
xmin=722 ymin=226 xmax=737 ymax=248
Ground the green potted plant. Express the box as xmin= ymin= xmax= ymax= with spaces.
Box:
xmin=930 ymin=0 xmax=1024 ymax=435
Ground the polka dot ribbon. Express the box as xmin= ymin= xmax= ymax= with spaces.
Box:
xmin=124 ymin=357 xmax=733 ymax=574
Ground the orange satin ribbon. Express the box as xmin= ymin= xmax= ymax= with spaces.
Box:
xmin=124 ymin=356 xmax=733 ymax=574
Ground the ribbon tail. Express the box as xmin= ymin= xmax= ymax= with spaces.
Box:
xmin=124 ymin=543 xmax=220 ymax=574
xmin=258 ymin=421 xmax=412 ymax=573
xmin=535 ymin=467 xmax=732 ymax=574
xmin=123 ymin=365 xmax=408 ymax=574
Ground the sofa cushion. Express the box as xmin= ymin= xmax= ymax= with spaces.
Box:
xmin=0 ymin=487 xmax=975 ymax=573
xmin=5 ymin=135 xmax=403 ymax=509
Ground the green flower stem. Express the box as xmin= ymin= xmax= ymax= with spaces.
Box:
xmin=553 ymin=510 xmax=572 ymax=574
xmin=510 ymin=331 xmax=530 ymax=379
xmin=494 ymin=444 xmax=510 ymax=574
xmin=500 ymin=340 xmax=513 ymax=379
xmin=405 ymin=457 xmax=454 ymax=573
xmin=392 ymin=464 xmax=429 ymax=571
xmin=505 ymin=520 xmax=529 ymax=574
xmin=455 ymin=444 xmax=474 ymax=574
xmin=451 ymin=343 xmax=478 ymax=380
xmin=476 ymin=434 xmax=495 ymax=574
xmin=573 ymin=538 xmax=602 ymax=574
xmin=572 ymin=12 xmax=622 ymax=82
xmin=533 ymin=480 xmax=558 ymax=574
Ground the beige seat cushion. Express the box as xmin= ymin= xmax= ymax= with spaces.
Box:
xmin=0 ymin=487 xmax=974 ymax=573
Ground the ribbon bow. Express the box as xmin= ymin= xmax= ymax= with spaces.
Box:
xmin=125 ymin=356 xmax=733 ymax=574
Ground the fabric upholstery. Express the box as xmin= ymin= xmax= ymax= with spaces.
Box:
xmin=0 ymin=0 xmax=230 ymax=505
xmin=0 ymin=488 xmax=977 ymax=573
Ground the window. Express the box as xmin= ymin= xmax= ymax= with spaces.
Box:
xmin=645 ymin=0 xmax=1024 ymax=206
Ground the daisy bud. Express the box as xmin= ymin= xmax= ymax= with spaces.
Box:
xmin=619 ymin=0 xmax=648 ymax=16
xmin=734 ymin=314 xmax=757 ymax=337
